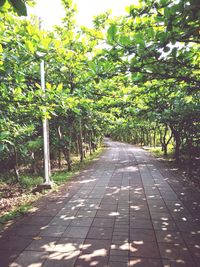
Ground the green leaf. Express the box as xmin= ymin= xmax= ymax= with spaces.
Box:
xmin=8 ymin=0 xmax=27 ymax=16
xmin=0 ymin=44 xmax=3 ymax=53
xmin=0 ymin=0 xmax=6 ymax=7
xmin=46 ymin=82 xmax=52 ymax=90
xmin=107 ymin=24 xmax=117 ymax=41
xmin=57 ymin=83 xmax=63 ymax=91
xmin=0 ymin=131 xmax=10 ymax=140
xmin=134 ymin=33 xmax=145 ymax=46
xmin=119 ymin=36 xmax=132 ymax=46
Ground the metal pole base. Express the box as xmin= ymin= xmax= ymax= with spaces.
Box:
xmin=32 ymin=182 xmax=54 ymax=194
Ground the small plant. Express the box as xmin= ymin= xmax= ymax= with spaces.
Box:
xmin=19 ymin=175 xmax=43 ymax=189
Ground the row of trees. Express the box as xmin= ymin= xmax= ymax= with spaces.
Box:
xmin=97 ymin=0 xmax=199 ymax=174
xmin=0 ymin=0 xmax=108 ymax=180
xmin=0 ymin=0 xmax=199 ymax=181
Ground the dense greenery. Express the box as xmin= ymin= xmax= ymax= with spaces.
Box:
xmin=0 ymin=0 xmax=199 ymax=184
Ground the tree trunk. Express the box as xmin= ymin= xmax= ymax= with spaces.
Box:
xmin=57 ymin=125 xmax=72 ymax=171
xmin=88 ymin=132 xmax=92 ymax=155
xmin=173 ymin=130 xmax=181 ymax=163
xmin=153 ymin=129 xmax=156 ymax=148
xmin=13 ymin=146 xmax=20 ymax=182
xmin=187 ymin=138 xmax=193 ymax=175
xmin=159 ymin=124 xmax=172 ymax=156
xmin=78 ymin=119 xmax=84 ymax=162
xmin=58 ymin=147 xmax=61 ymax=169
xmin=31 ymin=152 xmax=38 ymax=174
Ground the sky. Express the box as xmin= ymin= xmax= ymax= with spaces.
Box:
xmin=29 ymin=0 xmax=137 ymax=29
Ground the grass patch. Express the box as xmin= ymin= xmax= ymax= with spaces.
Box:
xmin=20 ymin=175 xmax=43 ymax=188
xmin=0 ymin=203 xmax=33 ymax=230
xmin=0 ymin=146 xmax=105 ymax=229
xmin=52 ymin=147 xmax=105 ymax=185
xmin=145 ymin=145 xmax=174 ymax=159
xmin=0 ymin=204 xmax=32 ymax=225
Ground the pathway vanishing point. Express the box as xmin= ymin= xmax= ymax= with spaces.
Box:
xmin=0 ymin=140 xmax=199 ymax=267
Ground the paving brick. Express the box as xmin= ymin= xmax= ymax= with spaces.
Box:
xmin=155 ymin=230 xmax=185 ymax=244
xmin=0 ymin=250 xmax=20 ymax=267
xmin=62 ymin=226 xmax=89 ymax=239
xmin=40 ymin=225 xmax=67 ymax=237
xmin=0 ymin=236 xmax=32 ymax=251
xmin=9 ymin=251 xmax=48 ymax=267
xmin=129 ymin=258 xmax=163 ymax=267
xmin=1 ymin=140 xmax=199 ymax=266
xmin=130 ymin=229 xmax=156 ymax=242
xmin=25 ymin=237 xmax=59 ymax=252
xmin=87 ymin=227 xmax=113 ymax=240
xmin=92 ymin=218 xmax=115 ymax=228
xmin=43 ymin=251 xmax=80 ymax=267
xmin=129 ymin=241 xmax=160 ymax=258
xmin=53 ymin=237 xmax=84 ymax=252
xmin=158 ymin=242 xmax=193 ymax=261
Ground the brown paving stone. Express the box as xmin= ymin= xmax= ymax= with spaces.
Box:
xmin=129 ymin=242 xmax=160 ymax=258
xmin=170 ymin=212 xmax=194 ymax=222
xmin=76 ymin=209 xmax=97 ymax=218
xmin=62 ymin=226 xmax=89 ymax=238
xmin=130 ymin=229 xmax=156 ymax=242
xmin=40 ymin=225 xmax=67 ymax=237
xmin=115 ymin=222 xmax=130 ymax=230
xmin=70 ymin=217 xmax=93 ymax=227
xmin=75 ymin=256 xmax=108 ymax=267
xmin=43 ymin=251 xmax=80 ymax=267
xmin=109 ymin=255 xmax=129 ymax=266
xmin=110 ymin=244 xmax=129 ymax=257
xmin=130 ymin=204 xmax=148 ymax=213
xmin=10 ymin=225 xmax=42 ymax=237
xmin=163 ymin=259 xmax=197 ymax=267
xmin=76 ymin=239 xmax=110 ymax=266
xmin=181 ymin=231 xmax=200 ymax=247
xmin=150 ymin=212 xmax=172 ymax=221
xmin=49 ymin=216 xmax=72 ymax=226
xmin=34 ymin=209 xmax=59 ymax=217
xmin=0 ymin=236 xmax=32 ymax=251
xmin=176 ymin=221 xmax=200 ymax=232
xmin=53 ymin=237 xmax=84 ymax=252
xmin=82 ymin=238 xmax=111 ymax=253
xmin=130 ymin=211 xmax=151 ymax=220
xmin=188 ymin=244 xmax=200 ymax=263
xmin=101 ymin=198 xmax=118 ymax=205
xmin=112 ymin=229 xmax=129 ymax=239
xmin=15 ymin=215 xmax=53 ymax=226
xmin=92 ymin=218 xmax=115 ymax=228
xmin=99 ymin=204 xmax=118 ymax=211
xmin=87 ymin=227 xmax=113 ymax=240
xmin=149 ymin=204 xmax=169 ymax=213
xmin=153 ymin=219 xmax=179 ymax=231
xmin=158 ymin=242 xmax=193 ymax=261
xmin=96 ymin=210 xmax=120 ymax=218
xmin=0 ymin=250 xmax=20 ymax=267
xmin=130 ymin=218 xmax=153 ymax=229
xmin=56 ymin=208 xmax=79 ymax=217
xmin=129 ymin=257 xmax=163 ymax=267
xmin=108 ymin=260 xmax=128 ymax=267
xmin=155 ymin=230 xmax=185 ymax=244
xmin=1 ymin=140 xmax=199 ymax=266
xmin=9 ymin=250 xmax=48 ymax=267
xmin=25 ymin=237 xmax=59 ymax=252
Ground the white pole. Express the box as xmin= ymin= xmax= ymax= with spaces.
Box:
xmin=40 ymin=59 xmax=51 ymax=184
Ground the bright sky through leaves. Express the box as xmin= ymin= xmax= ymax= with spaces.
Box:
xmin=30 ymin=0 xmax=137 ymax=28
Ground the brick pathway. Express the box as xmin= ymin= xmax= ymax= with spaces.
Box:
xmin=0 ymin=140 xmax=199 ymax=267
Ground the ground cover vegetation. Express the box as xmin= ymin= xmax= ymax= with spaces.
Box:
xmin=0 ymin=0 xmax=199 ymax=217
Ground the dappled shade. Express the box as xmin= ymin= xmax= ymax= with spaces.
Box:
xmin=0 ymin=140 xmax=199 ymax=266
